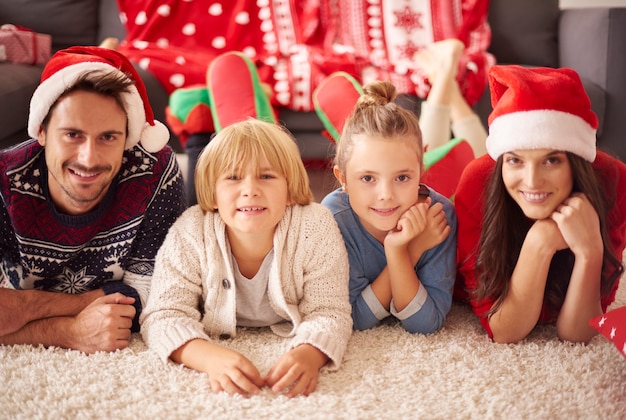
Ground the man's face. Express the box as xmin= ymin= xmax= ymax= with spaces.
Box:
xmin=38 ymin=90 xmax=127 ymax=215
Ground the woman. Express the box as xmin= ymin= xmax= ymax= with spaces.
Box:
xmin=455 ymin=65 xmax=626 ymax=344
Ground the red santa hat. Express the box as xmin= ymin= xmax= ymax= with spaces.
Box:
xmin=28 ymin=46 xmax=169 ymax=152
xmin=486 ymin=65 xmax=598 ymax=162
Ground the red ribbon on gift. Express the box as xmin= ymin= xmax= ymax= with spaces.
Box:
xmin=1 ymin=24 xmax=40 ymax=65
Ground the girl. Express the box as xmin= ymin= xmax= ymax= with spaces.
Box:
xmin=455 ymin=65 xmax=626 ymax=344
xmin=140 ymin=119 xmax=352 ymax=397
xmin=321 ymin=80 xmax=457 ymax=334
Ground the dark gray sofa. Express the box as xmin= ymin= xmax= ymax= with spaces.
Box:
xmin=1 ymin=0 xmax=625 ymax=162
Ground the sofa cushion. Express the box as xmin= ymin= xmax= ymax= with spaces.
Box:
xmin=0 ymin=0 xmax=99 ymax=53
xmin=488 ymin=0 xmax=560 ymax=68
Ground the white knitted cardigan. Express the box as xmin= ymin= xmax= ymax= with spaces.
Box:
xmin=140 ymin=202 xmax=352 ymax=369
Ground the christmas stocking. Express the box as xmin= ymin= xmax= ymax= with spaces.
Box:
xmin=165 ymin=85 xmax=214 ymax=148
xmin=313 ymin=71 xmax=363 ymax=143
xmin=206 ymin=51 xmax=276 ymax=132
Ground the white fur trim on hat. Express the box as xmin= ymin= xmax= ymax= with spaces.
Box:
xmin=28 ymin=61 xmax=169 ymax=152
xmin=486 ymin=109 xmax=597 ymax=162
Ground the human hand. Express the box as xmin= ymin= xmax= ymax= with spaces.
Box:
xmin=410 ymin=201 xmax=450 ymax=257
xmin=198 ymin=343 xmax=264 ymax=396
xmin=528 ymin=218 xmax=567 ymax=254
xmin=69 ymin=292 xmax=136 ymax=353
xmin=265 ymin=344 xmax=328 ymax=397
xmin=384 ymin=201 xmax=430 ymax=249
xmin=550 ymin=193 xmax=602 ymax=257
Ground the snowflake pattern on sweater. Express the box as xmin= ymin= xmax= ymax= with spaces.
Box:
xmin=0 ymin=140 xmax=187 ymax=317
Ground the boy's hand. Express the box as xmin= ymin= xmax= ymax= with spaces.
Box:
xmin=265 ymin=344 xmax=328 ymax=397
xmin=202 ymin=343 xmax=264 ymax=396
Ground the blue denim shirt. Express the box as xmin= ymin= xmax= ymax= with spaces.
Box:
xmin=322 ymin=185 xmax=457 ymax=334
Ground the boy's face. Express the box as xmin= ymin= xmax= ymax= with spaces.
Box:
xmin=38 ymin=90 xmax=127 ymax=215
xmin=215 ymin=155 xmax=290 ymax=242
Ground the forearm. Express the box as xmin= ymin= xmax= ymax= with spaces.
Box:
xmin=386 ymin=246 xmax=420 ymax=312
xmin=0 ymin=316 xmax=75 ymax=348
xmin=556 ymin=254 xmax=603 ymax=343
xmin=0 ymin=288 xmax=103 ymax=335
xmin=170 ymin=339 xmax=215 ymax=372
xmin=489 ymin=243 xmax=553 ymax=343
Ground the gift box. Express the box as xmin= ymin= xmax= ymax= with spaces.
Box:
xmin=0 ymin=24 xmax=51 ymax=65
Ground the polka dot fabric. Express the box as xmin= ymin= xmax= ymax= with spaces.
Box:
xmin=590 ymin=306 xmax=626 ymax=360
xmin=116 ymin=0 xmax=359 ymax=111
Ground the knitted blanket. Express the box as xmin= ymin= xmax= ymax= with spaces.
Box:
xmin=2 ymin=281 xmax=624 ymax=419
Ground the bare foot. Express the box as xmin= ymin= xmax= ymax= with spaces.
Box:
xmin=414 ymin=39 xmax=464 ymax=85
xmin=99 ymin=37 xmax=120 ymax=50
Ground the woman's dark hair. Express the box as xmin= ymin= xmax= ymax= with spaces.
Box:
xmin=473 ymin=152 xmax=623 ymax=318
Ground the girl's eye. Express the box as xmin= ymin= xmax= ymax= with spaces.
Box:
xmin=361 ymin=175 xmax=374 ymax=183
xmin=397 ymin=174 xmax=409 ymax=182
xmin=545 ymin=157 xmax=562 ymax=165
xmin=505 ymin=156 xmax=521 ymax=165
xmin=226 ymin=174 xmax=239 ymax=180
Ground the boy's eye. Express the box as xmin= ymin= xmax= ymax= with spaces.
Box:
xmin=397 ymin=174 xmax=409 ymax=182
xmin=361 ymin=175 xmax=374 ymax=182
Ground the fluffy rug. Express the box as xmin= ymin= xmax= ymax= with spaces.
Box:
xmin=2 ymin=283 xmax=625 ymax=419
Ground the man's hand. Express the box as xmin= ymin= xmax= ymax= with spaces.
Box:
xmin=265 ymin=344 xmax=328 ymax=397
xmin=68 ymin=293 xmax=136 ymax=353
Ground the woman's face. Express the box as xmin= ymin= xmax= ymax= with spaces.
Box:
xmin=335 ymin=135 xmax=422 ymax=242
xmin=501 ymin=149 xmax=574 ymax=220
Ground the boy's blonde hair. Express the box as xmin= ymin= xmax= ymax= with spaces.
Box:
xmin=195 ymin=119 xmax=314 ymax=211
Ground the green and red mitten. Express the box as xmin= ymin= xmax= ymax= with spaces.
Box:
xmin=313 ymin=71 xmax=363 ymax=143
xmin=206 ymin=51 xmax=276 ymax=132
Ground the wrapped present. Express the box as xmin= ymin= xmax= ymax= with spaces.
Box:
xmin=0 ymin=24 xmax=51 ymax=65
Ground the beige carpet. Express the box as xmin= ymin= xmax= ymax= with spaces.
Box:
xmin=2 ymin=278 xmax=625 ymax=419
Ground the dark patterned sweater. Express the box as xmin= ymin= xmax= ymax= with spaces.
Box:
xmin=0 ymin=140 xmax=187 ymax=330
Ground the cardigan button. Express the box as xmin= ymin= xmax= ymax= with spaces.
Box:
xmin=222 ymin=279 xmax=231 ymax=289
xmin=219 ymin=334 xmax=231 ymax=340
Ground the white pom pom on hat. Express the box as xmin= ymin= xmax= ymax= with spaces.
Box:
xmin=485 ymin=65 xmax=598 ymax=162
xmin=28 ymin=46 xmax=169 ymax=152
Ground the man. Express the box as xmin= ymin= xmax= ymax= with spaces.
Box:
xmin=0 ymin=46 xmax=187 ymax=353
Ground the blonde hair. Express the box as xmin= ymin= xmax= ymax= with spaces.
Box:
xmin=195 ymin=119 xmax=314 ymax=211
xmin=335 ymin=80 xmax=423 ymax=173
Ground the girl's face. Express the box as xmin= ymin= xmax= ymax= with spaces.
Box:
xmin=335 ymin=135 xmax=422 ymax=242
xmin=215 ymin=156 xmax=290 ymax=240
xmin=501 ymin=149 xmax=574 ymax=220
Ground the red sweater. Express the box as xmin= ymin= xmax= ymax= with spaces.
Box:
xmin=455 ymin=151 xmax=626 ymax=337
